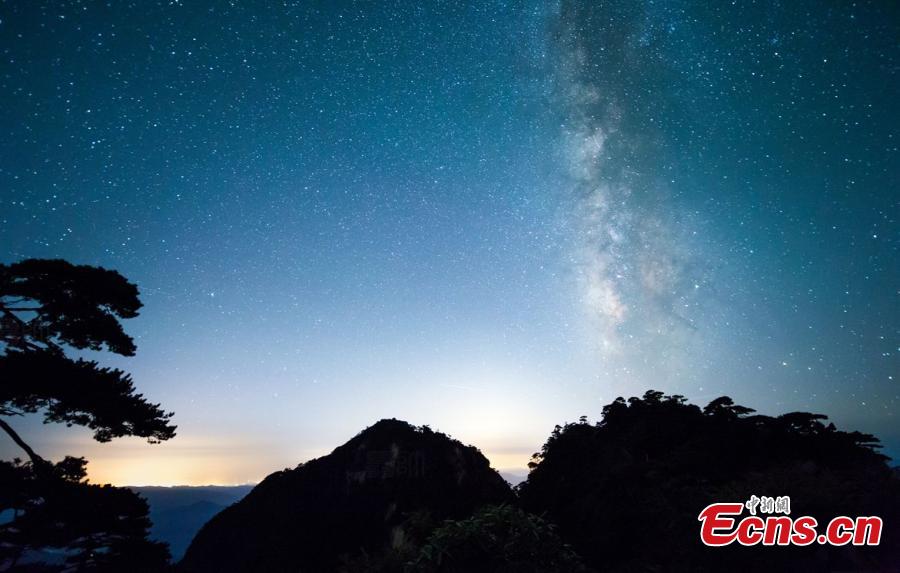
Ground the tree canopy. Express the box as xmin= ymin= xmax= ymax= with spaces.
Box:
xmin=0 ymin=259 xmax=176 ymax=572
xmin=0 ymin=259 xmax=175 ymax=464
xmin=519 ymin=390 xmax=900 ymax=572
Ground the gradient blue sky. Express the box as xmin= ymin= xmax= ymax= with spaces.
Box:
xmin=1 ymin=0 xmax=897 ymax=485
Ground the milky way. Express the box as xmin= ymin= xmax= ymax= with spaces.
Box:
xmin=556 ymin=1 xmax=716 ymax=387
xmin=554 ymin=1 xmax=897 ymax=419
xmin=559 ymin=13 xmax=705 ymax=353
xmin=0 ymin=1 xmax=897 ymax=483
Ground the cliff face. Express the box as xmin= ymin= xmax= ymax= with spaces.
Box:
xmin=179 ymin=419 xmax=513 ymax=573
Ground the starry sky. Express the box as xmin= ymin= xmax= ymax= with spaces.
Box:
xmin=1 ymin=0 xmax=897 ymax=485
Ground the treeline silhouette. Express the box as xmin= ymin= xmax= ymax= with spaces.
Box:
xmin=1 ymin=260 xmax=898 ymax=572
xmin=518 ymin=391 xmax=900 ymax=571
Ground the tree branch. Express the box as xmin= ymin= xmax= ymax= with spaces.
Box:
xmin=0 ymin=417 xmax=47 ymax=469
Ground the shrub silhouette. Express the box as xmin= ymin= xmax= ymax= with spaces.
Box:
xmin=410 ymin=505 xmax=591 ymax=573
xmin=518 ymin=390 xmax=900 ymax=572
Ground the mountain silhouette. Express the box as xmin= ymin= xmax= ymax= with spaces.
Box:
xmin=179 ymin=419 xmax=512 ymax=572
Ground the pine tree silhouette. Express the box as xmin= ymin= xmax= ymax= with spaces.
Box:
xmin=0 ymin=259 xmax=176 ymax=572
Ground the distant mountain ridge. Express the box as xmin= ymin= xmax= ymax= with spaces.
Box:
xmin=131 ymin=485 xmax=253 ymax=561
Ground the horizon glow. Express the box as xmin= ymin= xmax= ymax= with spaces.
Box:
xmin=1 ymin=1 xmax=897 ymax=486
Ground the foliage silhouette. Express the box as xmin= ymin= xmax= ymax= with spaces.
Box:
xmin=0 ymin=259 xmax=175 ymax=461
xmin=0 ymin=457 xmax=170 ymax=572
xmin=518 ymin=390 xmax=900 ymax=572
xmin=410 ymin=505 xmax=591 ymax=573
xmin=0 ymin=259 xmax=175 ymax=571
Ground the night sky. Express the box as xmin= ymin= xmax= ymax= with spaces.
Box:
xmin=1 ymin=1 xmax=897 ymax=485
